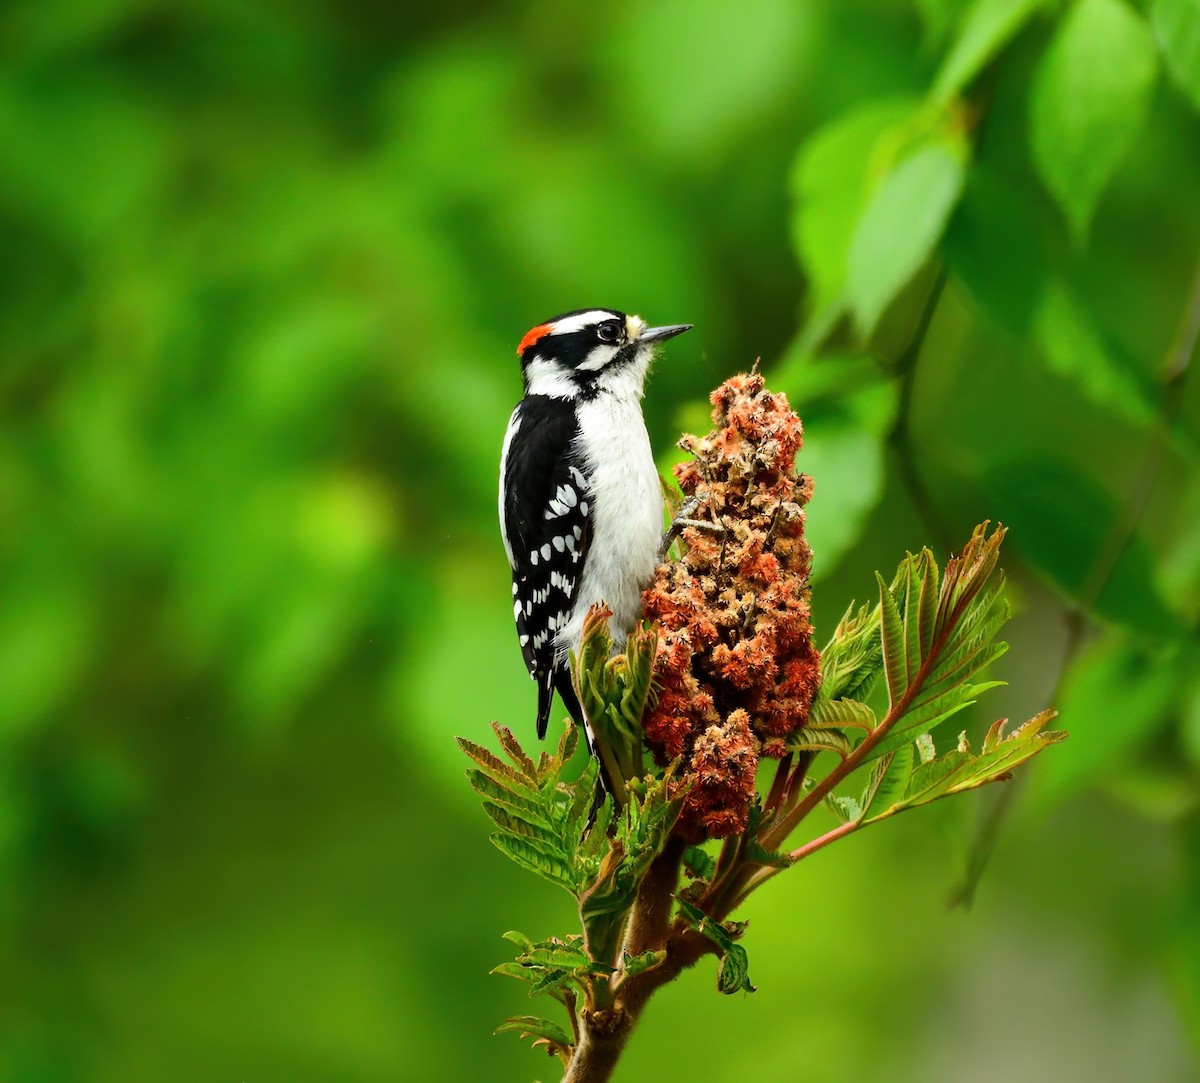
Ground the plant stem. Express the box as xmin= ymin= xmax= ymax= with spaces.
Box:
xmin=564 ymin=920 xmax=715 ymax=1082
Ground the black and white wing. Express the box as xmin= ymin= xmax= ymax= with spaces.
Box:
xmin=499 ymin=396 xmax=593 ymax=738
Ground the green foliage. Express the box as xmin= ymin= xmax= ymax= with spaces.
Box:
xmin=863 ymin=712 xmax=1067 ymax=822
xmin=797 ymin=524 xmax=1012 ymax=770
xmin=493 ymin=1014 xmax=574 ymax=1065
xmin=3 ymin=0 xmax=1197 ymax=1077
xmin=812 ymin=600 xmax=884 ymax=704
xmin=847 ymin=138 xmax=967 ymax=334
xmin=930 ymin=0 xmax=1048 ymax=103
xmin=572 ymin=605 xmax=660 ymax=796
xmin=1153 ymin=0 xmax=1200 ymax=109
xmin=781 ymin=525 xmax=1065 ymax=849
xmin=789 ymin=98 xmax=919 ymax=318
xmin=677 ymin=900 xmax=756 ymax=996
xmin=579 ymin=770 xmax=686 ymax=926
xmin=459 ymin=723 xmax=610 ymax=898
xmin=1030 ymin=0 xmax=1159 ymax=242
xmin=869 ymin=524 xmax=1012 ymax=758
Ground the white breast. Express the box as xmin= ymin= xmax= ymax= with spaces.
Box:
xmin=555 ymin=393 xmax=662 ymax=658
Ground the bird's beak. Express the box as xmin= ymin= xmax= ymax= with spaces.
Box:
xmin=639 ymin=323 xmax=692 ymax=343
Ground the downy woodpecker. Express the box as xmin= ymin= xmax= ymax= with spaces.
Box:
xmin=499 ymin=308 xmax=691 ymax=743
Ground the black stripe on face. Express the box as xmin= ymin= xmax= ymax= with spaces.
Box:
xmin=519 ymin=309 xmax=630 ymax=373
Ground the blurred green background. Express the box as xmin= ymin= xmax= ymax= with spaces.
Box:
xmin=1 ymin=0 xmax=1198 ymax=1079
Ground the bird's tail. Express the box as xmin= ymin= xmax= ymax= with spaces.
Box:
xmin=535 ymin=672 xmax=555 ymax=740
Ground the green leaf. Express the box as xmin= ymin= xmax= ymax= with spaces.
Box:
xmin=981 ymin=457 xmax=1182 ymax=637
xmin=860 ymin=742 xmax=915 ymax=818
xmin=931 ymin=0 xmax=1047 ymax=103
xmin=677 ymin=899 xmax=757 ymax=995
xmin=787 ymin=726 xmax=852 ymax=758
xmin=491 ymin=834 xmax=576 ymax=891
xmin=622 ymin=949 xmax=667 ymax=977
xmin=1152 ymin=0 xmax=1200 ymax=110
xmin=1031 ymin=635 xmax=1181 ymax=807
xmin=791 ymin=380 xmax=899 ymax=577
xmin=853 ymin=524 xmax=1018 ymax=764
xmin=608 ymin=0 xmax=812 ymax=163
xmin=847 ymin=140 xmax=966 ymax=334
xmin=683 ymin=845 xmax=716 ymax=881
xmin=944 ymin=163 xmax=1053 ymax=334
xmin=809 ymin=696 xmax=877 ymax=732
xmin=877 ymin=570 xmax=909 ymax=705
xmin=871 ymin=711 xmax=1066 ymax=817
xmin=494 ymin=1014 xmax=573 ymax=1055
xmin=1034 ymin=280 xmax=1156 ymax=426
xmin=717 ymin=943 xmax=755 ymax=995
xmin=815 ymin=600 xmax=884 ymax=703
xmin=515 ymin=943 xmax=595 ymax=973
xmin=825 ymin=792 xmax=863 ymax=824
xmin=571 ymin=607 xmax=658 ymax=791
xmin=1030 ymin=0 xmax=1158 ymax=242
xmin=789 ymin=98 xmax=919 ymax=314
xmin=580 ymin=770 xmax=685 ymax=926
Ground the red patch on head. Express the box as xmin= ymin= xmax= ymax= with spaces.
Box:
xmin=517 ymin=322 xmax=552 ymax=357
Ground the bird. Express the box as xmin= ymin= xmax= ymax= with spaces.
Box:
xmin=499 ymin=307 xmax=691 ymax=746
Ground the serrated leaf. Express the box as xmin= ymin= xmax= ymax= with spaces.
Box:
xmin=1153 ymin=0 xmax=1200 ymax=110
xmin=861 ymin=742 xmax=914 ymax=818
xmin=515 ymin=944 xmax=594 ymax=972
xmin=877 ymin=570 xmax=908 ymax=704
xmin=846 ymin=139 xmax=967 ymax=333
xmin=932 ymin=0 xmax=1046 ymax=103
xmin=745 ymin=835 xmax=792 ymax=868
xmin=884 ymin=710 xmax=1067 ymax=814
xmin=528 ymin=969 xmax=576 ymax=998
xmin=1030 ymin=0 xmax=1158 ymax=242
xmin=825 ymin=792 xmax=862 ymax=823
xmin=809 ymin=696 xmax=877 ymax=731
xmin=503 ymin=930 xmax=536 ymax=952
xmin=677 ymin=899 xmax=756 ymax=995
xmin=916 ymin=548 xmax=939 ymax=657
xmin=465 ymin=769 xmax=549 ymax=825
xmin=717 ymin=944 xmax=755 ymax=995
xmin=491 ymin=961 xmax=535 ymax=985
xmin=491 ymin=834 xmax=576 ymax=892
xmin=493 ymin=722 xmax=539 ymax=779
xmin=816 ymin=600 xmax=885 ymax=703
xmin=480 ymin=800 xmax=554 ymax=842
xmin=787 ymin=727 xmax=852 ymax=758
xmin=494 ymin=1014 xmax=573 ymax=1053
xmin=622 ymin=949 xmax=667 ymax=977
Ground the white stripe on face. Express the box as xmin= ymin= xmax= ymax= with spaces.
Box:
xmin=576 ymin=344 xmax=621 ymax=371
xmin=523 ymin=358 xmax=580 ymax=398
xmin=550 ymin=310 xmax=619 ymax=335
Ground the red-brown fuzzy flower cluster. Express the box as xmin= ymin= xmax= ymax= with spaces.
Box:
xmin=641 ymin=373 xmax=821 ymax=839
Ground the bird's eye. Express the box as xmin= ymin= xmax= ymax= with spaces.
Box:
xmin=596 ymin=320 xmax=623 ymax=344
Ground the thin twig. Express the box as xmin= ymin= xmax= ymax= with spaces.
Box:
xmin=888 ymin=266 xmax=953 ymax=553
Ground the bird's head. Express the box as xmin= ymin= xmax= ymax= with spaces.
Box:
xmin=516 ymin=308 xmax=691 ymax=399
